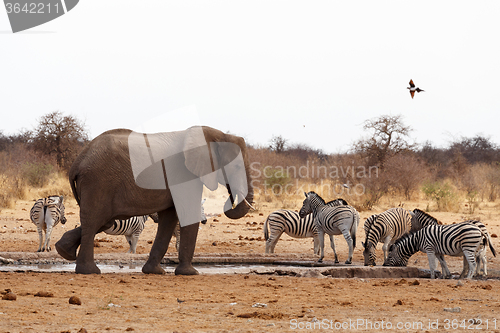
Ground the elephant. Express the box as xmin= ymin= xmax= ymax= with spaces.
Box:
xmin=55 ymin=126 xmax=254 ymax=274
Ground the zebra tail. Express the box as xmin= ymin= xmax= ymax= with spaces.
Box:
xmin=264 ymin=216 xmax=270 ymax=241
xmin=350 ymin=211 xmax=360 ymax=248
xmin=486 ymin=232 xmax=497 ymax=257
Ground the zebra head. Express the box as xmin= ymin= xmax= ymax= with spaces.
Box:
xmin=362 ymin=241 xmax=377 ymax=266
xmin=382 ymin=236 xmax=411 ymax=267
xmin=299 ymin=191 xmax=323 ymax=218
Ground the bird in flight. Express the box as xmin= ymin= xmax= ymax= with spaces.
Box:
xmin=407 ymin=79 xmax=424 ymax=99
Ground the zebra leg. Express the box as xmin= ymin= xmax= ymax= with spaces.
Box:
xmin=143 ymin=208 xmax=179 ymax=274
xmin=329 ymin=235 xmax=339 ymax=264
xmin=463 ymin=250 xmax=477 ymax=279
xmin=436 ymin=254 xmax=451 ymax=279
xmin=126 ymin=234 xmax=139 ymax=254
xmin=340 ymin=226 xmax=353 ymax=264
xmin=43 ymin=213 xmax=56 ymax=252
xmin=313 ymin=236 xmax=320 ymax=256
xmin=36 ymin=226 xmax=44 ymax=252
xmin=173 ymin=223 xmax=180 ymax=252
xmin=317 ymin=229 xmax=325 ymax=263
xmin=265 ymin=231 xmax=282 ymax=254
xmin=426 ymin=252 xmax=438 ymax=279
xmin=459 ymin=256 xmax=468 ymax=279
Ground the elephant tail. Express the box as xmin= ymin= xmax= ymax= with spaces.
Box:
xmin=69 ymin=168 xmax=81 ymax=206
xmin=264 ymin=215 xmax=270 ymax=241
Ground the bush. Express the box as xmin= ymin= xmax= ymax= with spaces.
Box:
xmin=21 ymin=162 xmax=54 ymax=188
xmin=422 ymin=180 xmax=461 ymax=212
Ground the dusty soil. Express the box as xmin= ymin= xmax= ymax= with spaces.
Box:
xmin=1 ymin=198 xmax=500 ymax=332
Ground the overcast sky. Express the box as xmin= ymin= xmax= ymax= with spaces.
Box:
xmin=1 ymin=1 xmax=499 ymax=153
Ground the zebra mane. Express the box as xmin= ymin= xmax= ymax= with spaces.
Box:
xmin=413 ymin=209 xmax=443 ymax=225
xmin=326 ymin=198 xmax=348 ymax=206
xmin=391 ymin=231 xmax=414 ymax=248
xmin=363 ymin=215 xmax=379 ymax=248
xmin=306 ymin=191 xmax=325 ymax=205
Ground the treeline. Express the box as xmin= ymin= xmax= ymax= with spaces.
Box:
xmin=248 ymin=115 xmax=500 ymax=212
xmin=0 ymin=111 xmax=88 ymax=208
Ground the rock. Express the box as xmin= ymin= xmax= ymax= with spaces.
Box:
xmin=394 ymin=300 xmax=404 ymax=306
xmin=456 ymin=281 xmax=464 ymax=287
xmin=444 ymin=307 xmax=461 ymax=313
xmin=2 ymin=292 xmax=16 ymax=301
xmin=77 ymin=329 xmax=88 ymax=333
xmin=252 ymin=303 xmax=267 ymax=308
xmin=34 ymin=291 xmax=54 ymax=297
xmin=491 ymin=233 xmax=497 ymax=238
xmin=481 ymin=285 xmax=492 ymax=290
xmin=69 ymin=296 xmax=82 ymax=305
xmin=409 ymin=280 xmax=420 ymax=286
xmin=299 ymin=269 xmax=326 ymax=278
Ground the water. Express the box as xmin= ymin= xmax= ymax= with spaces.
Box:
xmin=0 ymin=263 xmax=285 ymax=274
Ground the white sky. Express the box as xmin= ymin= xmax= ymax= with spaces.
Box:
xmin=1 ymin=1 xmax=499 ymax=153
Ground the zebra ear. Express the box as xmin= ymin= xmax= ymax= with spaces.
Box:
xmin=389 ymin=244 xmax=394 ymax=252
xmin=361 ymin=241 xmax=365 ymax=248
xmin=304 ymin=192 xmax=307 ymax=198
xmin=59 ymin=195 xmax=64 ymax=203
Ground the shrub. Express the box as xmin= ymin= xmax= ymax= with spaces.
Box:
xmin=21 ymin=162 xmax=53 ymax=188
xmin=422 ymin=180 xmax=461 ymax=212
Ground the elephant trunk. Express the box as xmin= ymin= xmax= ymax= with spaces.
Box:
xmin=224 ymin=187 xmax=254 ymax=220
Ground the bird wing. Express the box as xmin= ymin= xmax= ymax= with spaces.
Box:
xmin=410 ymin=90 xmax=415 ymax=99
xmin=409 ymin=79 xmax=415 ymax=88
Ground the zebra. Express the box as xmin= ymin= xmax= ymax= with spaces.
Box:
xmin=411 ymin=209 xmax=496 ymax=277
xmin=383 ymin=222 xmax=486 ymax=279
xmin=264 ymin=198 xmax=349 ymax=255
xmin=29 ymin=195 xmax=67 ymax=252
xmin=103 ymin=213 xmax=159 ymax=253
xmin=171 ymin=198 xmax=207 ymax=252
xmin=361 ymin=207 xmax=413 ymax=266
xmin=299 ymin=191 xmax=360 ymax=264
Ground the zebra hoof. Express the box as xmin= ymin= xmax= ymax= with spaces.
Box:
xmin=334 ymin=260 xmax=340 ymax=264
xmin=317 ymin=259 xmax=323 ymax=263
xmin=345 ymin=260 xmax=352 ymax=265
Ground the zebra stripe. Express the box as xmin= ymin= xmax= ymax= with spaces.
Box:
xmin=412 ymin=209 xmax=496 ymax=277
xmin=362 ymin=207 xmax=413 ymax=266
xmin=29 ymin=195 xmax=66 ymax=252
xmin=104 ymin=214 xmax=157 ymax=254
xmin=264 ymin=198 xmax=348 ymax=254
xmin=383 ymin=222 xmax=484 ymax=279
xmin=299 ymin=192 xmax=359 ymax=264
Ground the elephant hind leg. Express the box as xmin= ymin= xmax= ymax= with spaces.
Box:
xmin=55 ymin=227 xmax=82 ymax=261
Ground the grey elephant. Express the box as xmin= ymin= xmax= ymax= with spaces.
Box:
xmin=55 ymin=126 xmax=254 ymax=274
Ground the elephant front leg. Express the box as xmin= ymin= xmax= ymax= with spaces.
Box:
xmin=143 ymin=208 xmax=178 ymax=274
xmin=175 ymin=222 xmax=200 ymax=275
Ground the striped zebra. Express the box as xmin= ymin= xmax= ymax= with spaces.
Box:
xmin=412 ymin=209 xmax=496 ymax=277
xmin=383 ymin=222 xmax=486 ymax=279
xmin=171 ymin=198 xmax=208 ymax=252
xmin=103 ymin=213 xmax=158 ymax=254
xmin=361 ymin=207 xmax=413 ymax=266
xmin=29 ymin=195 xmax=67 ymax=252
xmin=264 ymin=198 xmax=348 ymax=255
xmin=299 ymin=192 xmax=360 ymax=264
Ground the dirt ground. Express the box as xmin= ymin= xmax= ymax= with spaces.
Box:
xmin=1 ymin=197 xmax=500 ymax=332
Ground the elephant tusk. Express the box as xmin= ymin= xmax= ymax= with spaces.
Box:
xmin=244 ymin=198 xmax=255 ymax=210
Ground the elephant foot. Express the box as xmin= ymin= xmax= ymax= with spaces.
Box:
xmin=345 ymin=260 xmax=352 ymax=265
xmin=142 ymin=263 xmax=166 ymax=275
xmin=175 ymin=263 xmax=199 ymax=276
xmin=75 ymin=262 xmax=101 ymax=274
xmin=55 ymin=228 xmax=82 ymax=261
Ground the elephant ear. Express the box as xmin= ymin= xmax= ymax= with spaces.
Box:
xmin=183 ymin=127 xmax=219 ymax=191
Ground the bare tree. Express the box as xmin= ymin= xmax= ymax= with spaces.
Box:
xmin=269 ymin=135 xmax=288 ymax=154
xmin=30 ymin=111 xmax=89 ymax=170
xmin=354 ymin=114 xmax=415 ymax=167
xmin=384 ymin=153 xmax=429 ymax=200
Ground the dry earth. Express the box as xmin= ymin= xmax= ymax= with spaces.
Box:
xmin=1 ymin=197 xmax=500 ymax=332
